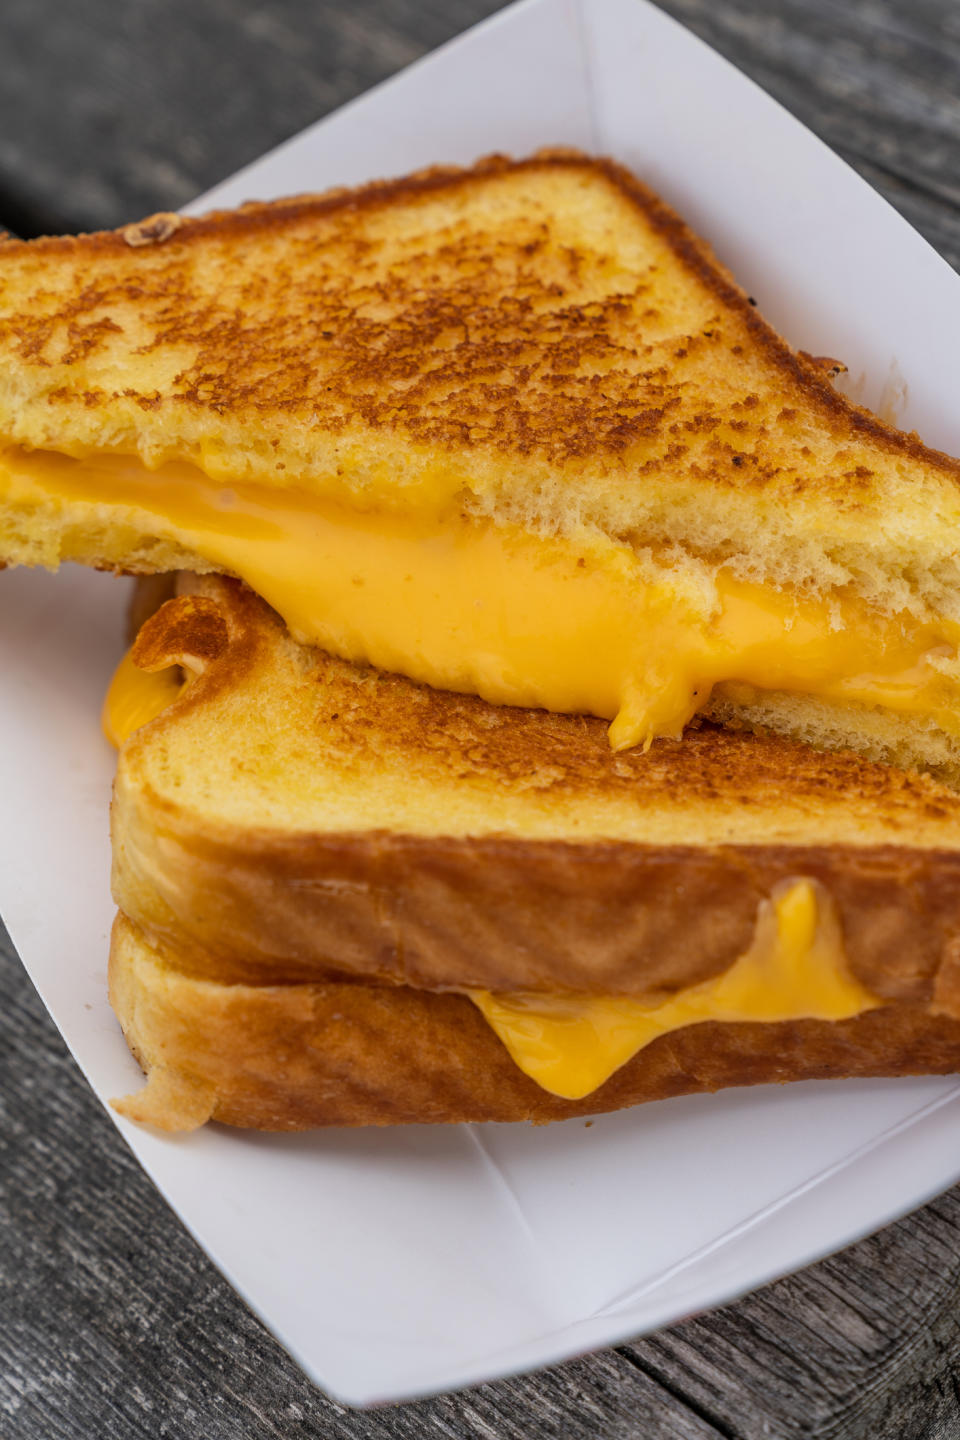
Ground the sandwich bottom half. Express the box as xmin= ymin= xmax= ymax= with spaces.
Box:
xmin=109 ymin=911 xmax=960 ymax=1133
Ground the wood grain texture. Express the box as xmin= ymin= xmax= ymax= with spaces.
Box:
xmin=4 ymin=0 xmax=960 ymax=1436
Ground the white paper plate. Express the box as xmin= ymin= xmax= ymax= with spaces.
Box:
xmin=5 ymin=0 xmax=960 ymax=1407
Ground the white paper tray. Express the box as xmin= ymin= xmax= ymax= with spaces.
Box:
xmin=5 ymin=0 xmax=960 ymax=1407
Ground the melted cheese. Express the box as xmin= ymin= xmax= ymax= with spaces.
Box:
xmin=102 ymin=651 xmax=184 ymax=748
xmin=6 ymin=445 xmax=959 ymax=749
xmin=470 ymin=880 xmax=881 ymax=1098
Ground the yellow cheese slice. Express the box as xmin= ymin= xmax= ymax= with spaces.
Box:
xmin=15 ymin=444 xmax=956 ymax=749
xmin=470 ymin=880 xmax=882 ymax=1098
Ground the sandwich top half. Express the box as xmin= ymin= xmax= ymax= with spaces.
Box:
xmin=3 ymin=150 xmax=960 ymax=772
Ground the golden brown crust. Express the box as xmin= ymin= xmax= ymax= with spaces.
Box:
xmin=2 ymin=149 xmax=958 ymax=485
xmin=111 ymin=577 xmax=960 ymax=1005
xmin=109 ymin=913 xmax=960 ymax=1131
xmin=131 ymin=594 xmax=228 ymax=672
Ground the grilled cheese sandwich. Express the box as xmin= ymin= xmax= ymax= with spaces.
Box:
xmin=5 ymin=152 xmax=960 ymax=776
xmin=105 ymin=575 xmax=960 ymax=1130
xmin=103 ymin=658 xmax=883 ymax=1099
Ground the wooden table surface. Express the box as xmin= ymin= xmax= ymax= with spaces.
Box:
xmin=3 ymin=1 xmax=960 ymax=1435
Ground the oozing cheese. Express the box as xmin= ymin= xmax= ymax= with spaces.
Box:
xmin=102 ymin=651 xmax=184 ymax=748
xmin=6 ymin=445 xmax=959 ymax=749
xmin=470 ymin=880 xmax=881 ymax=1098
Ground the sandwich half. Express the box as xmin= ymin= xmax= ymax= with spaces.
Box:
xmin=3 ymin=152 xmax=960 ymax=777
xmin=106 ymin=575 xmax=960 ymax=1130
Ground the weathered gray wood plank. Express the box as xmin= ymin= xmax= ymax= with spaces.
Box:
xmin=4 ymin=1 xmax=960 ymax=1437
xmin=630 ymin=1191 xmax=960 ymax=1437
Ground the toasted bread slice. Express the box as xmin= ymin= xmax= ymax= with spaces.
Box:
xmin=110 ymin=575 xmax=960 ymax=1009
xmin=5 ymin=151 xmax=960 ymax=766
xmin=109 ymin=910 xmax=960 ymax=1132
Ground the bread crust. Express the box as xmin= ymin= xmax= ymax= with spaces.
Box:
xmin=109 ymin=913 xmax=960 ymax=1131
